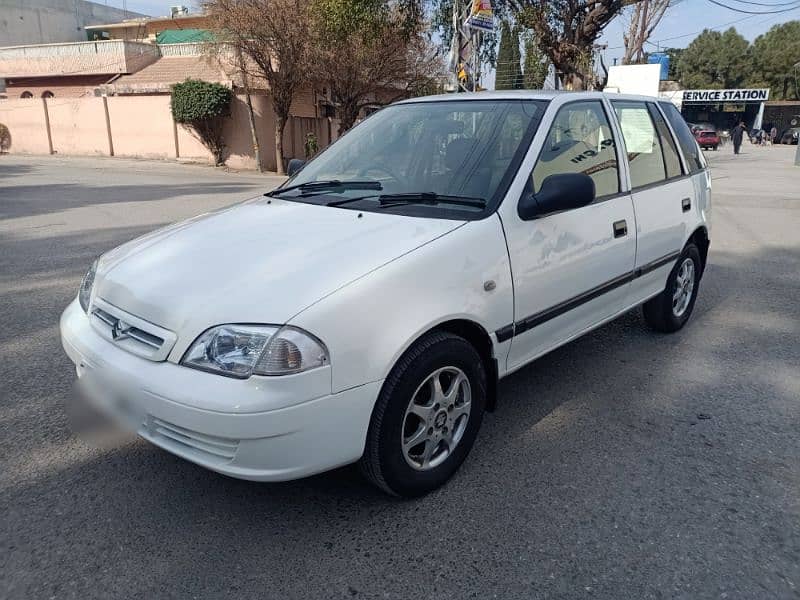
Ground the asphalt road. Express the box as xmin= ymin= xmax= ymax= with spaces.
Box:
xmin=1 ymin=149 xmax=799 ymax=599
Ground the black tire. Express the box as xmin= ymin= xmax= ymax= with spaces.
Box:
xmin=642 ymin=243 xmax=702 ymax=333
xmin=359 ymin=331 xmax=487 ymax=497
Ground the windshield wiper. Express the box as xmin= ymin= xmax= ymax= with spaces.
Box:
xmin=265 ymin=179 xmax=382 ymax=197
xmin=378 ymin=192 xmax=486 ymax=209
xmin=326 ymin=192 xmax=486 ymax=209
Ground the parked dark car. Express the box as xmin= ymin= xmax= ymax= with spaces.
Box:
xmin=780 ymin=128 xmax=799 ymax=145
xmin=695 ymin=130 xmax=720 ymax=150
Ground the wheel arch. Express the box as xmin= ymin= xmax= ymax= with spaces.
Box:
xmin=688 ymin=226 xmax=710 ymax=276
xmin=389 ymin=318 xmax=499 ymax=412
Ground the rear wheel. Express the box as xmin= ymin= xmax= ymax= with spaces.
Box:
xmin=359 ymin=331 xmax=486 ymax=497
xmin=642 ymin=244 xmax=702 ymax=333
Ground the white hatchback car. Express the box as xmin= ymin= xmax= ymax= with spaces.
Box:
xmin=61 ymin=91 xmax=711 ymax=497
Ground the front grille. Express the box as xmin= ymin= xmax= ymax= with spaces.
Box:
xmin=149 ymin=417 xmax=239 ymax=462
xmin=93 ymin=307 xmax=164 ymax=350
xmin=89 ymin=298 xmax=177 ymax=361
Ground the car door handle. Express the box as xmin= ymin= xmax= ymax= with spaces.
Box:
xmin=681 ymin=197 xmax=691 ymax=212
xmin=613 ymin=220 xmax=627 ymax=238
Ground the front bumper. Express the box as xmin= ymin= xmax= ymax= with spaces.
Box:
xmin=60 ymin=299 xmax=381 ymax=481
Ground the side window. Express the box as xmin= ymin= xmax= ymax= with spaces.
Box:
xmin=532 ymin=101 xmax=619 ymax=198
xmin=612 ymin=101 xmax=667 ymax=189
xmin=659 ymin=101 xmax=705 ymax=173
xmin=648 ymin=103 xmax=683 ymax=179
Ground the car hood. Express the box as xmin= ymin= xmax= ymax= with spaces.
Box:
xmin=94 ymin=197 xmax=464 ymax=336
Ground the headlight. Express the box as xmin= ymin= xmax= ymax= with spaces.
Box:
xmin=78 ymin=259 xmax=98 ymax=313
xmin=181 ymin=324 xmax=328 ymax=378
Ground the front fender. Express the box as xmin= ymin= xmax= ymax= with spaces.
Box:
xmin=289 ymin=215 xmax=514 ymax=394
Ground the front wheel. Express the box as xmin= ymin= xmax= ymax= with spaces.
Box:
xmin=359 ymin=331 xmax=486 ymax=497
xmin=642 ymin=244 xmax=702 ymax=333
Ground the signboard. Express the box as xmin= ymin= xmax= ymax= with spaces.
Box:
xmin=682 ymin=88 xmax=769 ymax=103
xmin=464 ymin=0 xmax=493 ymax=32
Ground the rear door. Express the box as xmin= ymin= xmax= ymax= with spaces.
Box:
xmin=610 ymin=100 xmax=694 ymax=304
xmin=659 ymin=100 xmax=712 ymax=235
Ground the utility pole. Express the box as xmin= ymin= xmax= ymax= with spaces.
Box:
xmin=473 ymin=32 xmax=480 ymax=91
xmin=452 ymin=0 xmax=462 ymax=91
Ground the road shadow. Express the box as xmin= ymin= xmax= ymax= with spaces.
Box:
xmin=0 ymin=181 xmax=267 ymax=221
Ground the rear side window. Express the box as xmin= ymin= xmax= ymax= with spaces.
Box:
xmin=611 ymin=101 xmax=666 ymax=189
xmin=647 ymin=103 xmax=683 ymax=179
xmin=532 ymin=101 xmax=619 ymax=198
xmin=659 ymin=101 xmax=705 ymax=173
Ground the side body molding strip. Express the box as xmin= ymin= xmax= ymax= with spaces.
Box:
xmin=495 ymin=251 xmax=681 ymax=343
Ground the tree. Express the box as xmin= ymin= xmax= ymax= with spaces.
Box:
xmin=496 ymin=20 xmax=523 ymax=89
xmin=663 ymin=47 xmax=683 ymax=80
xmin=313 ymin=0 xmax=441 ymax=134
xmin=622 ymin=0 xmax=672 ymax=65
xmin=204 ymin=0 xmax=317 ymax=175
xmin=676 ymin=28 xmax=752 ymax=89
xmin=0 ymin=123 xmax=10 ymax=153
xmin=502 ymin=0 xmax=641 ymax=90
xmin=622 ymin=0 xmax=672 ymax=66
xmin=522 ymin=30 xmax=548 ymax=89
xmin=170 ymin=79 xmax=232 ymax=166
xmin=750 ymin=21 xmax=800 ymax=100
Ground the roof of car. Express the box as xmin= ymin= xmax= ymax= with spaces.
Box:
xmin=395 ymin=90 xmax=666 ymax=104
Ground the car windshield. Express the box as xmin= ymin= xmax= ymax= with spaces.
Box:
xmin=274 ymin=99 xmax=546 ymax=219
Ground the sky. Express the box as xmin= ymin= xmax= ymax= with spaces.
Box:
xmin=105 ymin=0 xmax=799 ymax=89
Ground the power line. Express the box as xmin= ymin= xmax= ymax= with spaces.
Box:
xmin=727 ymin=0 xmax=800 ymax=5
xmin=606 ymin=14 xmax=756 ymax=49
xmin=705 ymin=0 xmax=800 ymax=14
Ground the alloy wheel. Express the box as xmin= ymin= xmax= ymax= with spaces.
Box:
xmin=401 ymin=366 xmax=471 ymax=471
xmin=672 ymin=258 xmax=695 ymax=317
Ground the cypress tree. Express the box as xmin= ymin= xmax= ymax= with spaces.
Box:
xmin=522 ymin=31 xmax=549 ymax=90
xmin=496 ymin=21 xmax=523 ymax=90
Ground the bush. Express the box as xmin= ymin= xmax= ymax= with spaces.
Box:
xmin=170 ymin=79 xmax=232 ymax=165
xmin=0 ymin=123 xmax=10 ymax=153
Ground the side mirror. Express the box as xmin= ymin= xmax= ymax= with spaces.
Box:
xmin=518 ymin=173 xmax=596 ymax=220
xmin=287 ymin=158 xmax=306 ymax=176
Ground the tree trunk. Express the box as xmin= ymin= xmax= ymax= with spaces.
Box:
xmin=244 ymin=90 xmax=263 ymax=173
xmin=275 ymin=114 xmax=287 ymax=175
xmin=236 ymin=48 xmax=263 ymax=173
xmin=562 ymin=70 xmax=586 ymax=91
xmin=338 ymin=105 xmax=359 ymax=136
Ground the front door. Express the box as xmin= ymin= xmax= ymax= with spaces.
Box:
xmin=498 ymin=99 xmax=637 ymax=373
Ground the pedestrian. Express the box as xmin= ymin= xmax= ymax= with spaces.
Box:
xmin=771 ymin=126 xmax=778 ymax=145
xmin=732 ymin=121 xmax=746 ymax=154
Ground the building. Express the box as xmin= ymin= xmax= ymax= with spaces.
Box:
xmin=0 ymin=40 xmax=161 ymax=98
xmin=83 ymin=9 xmax=212 ymax=44
xmin=0 ymin=0 xmax=147 ymax=47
